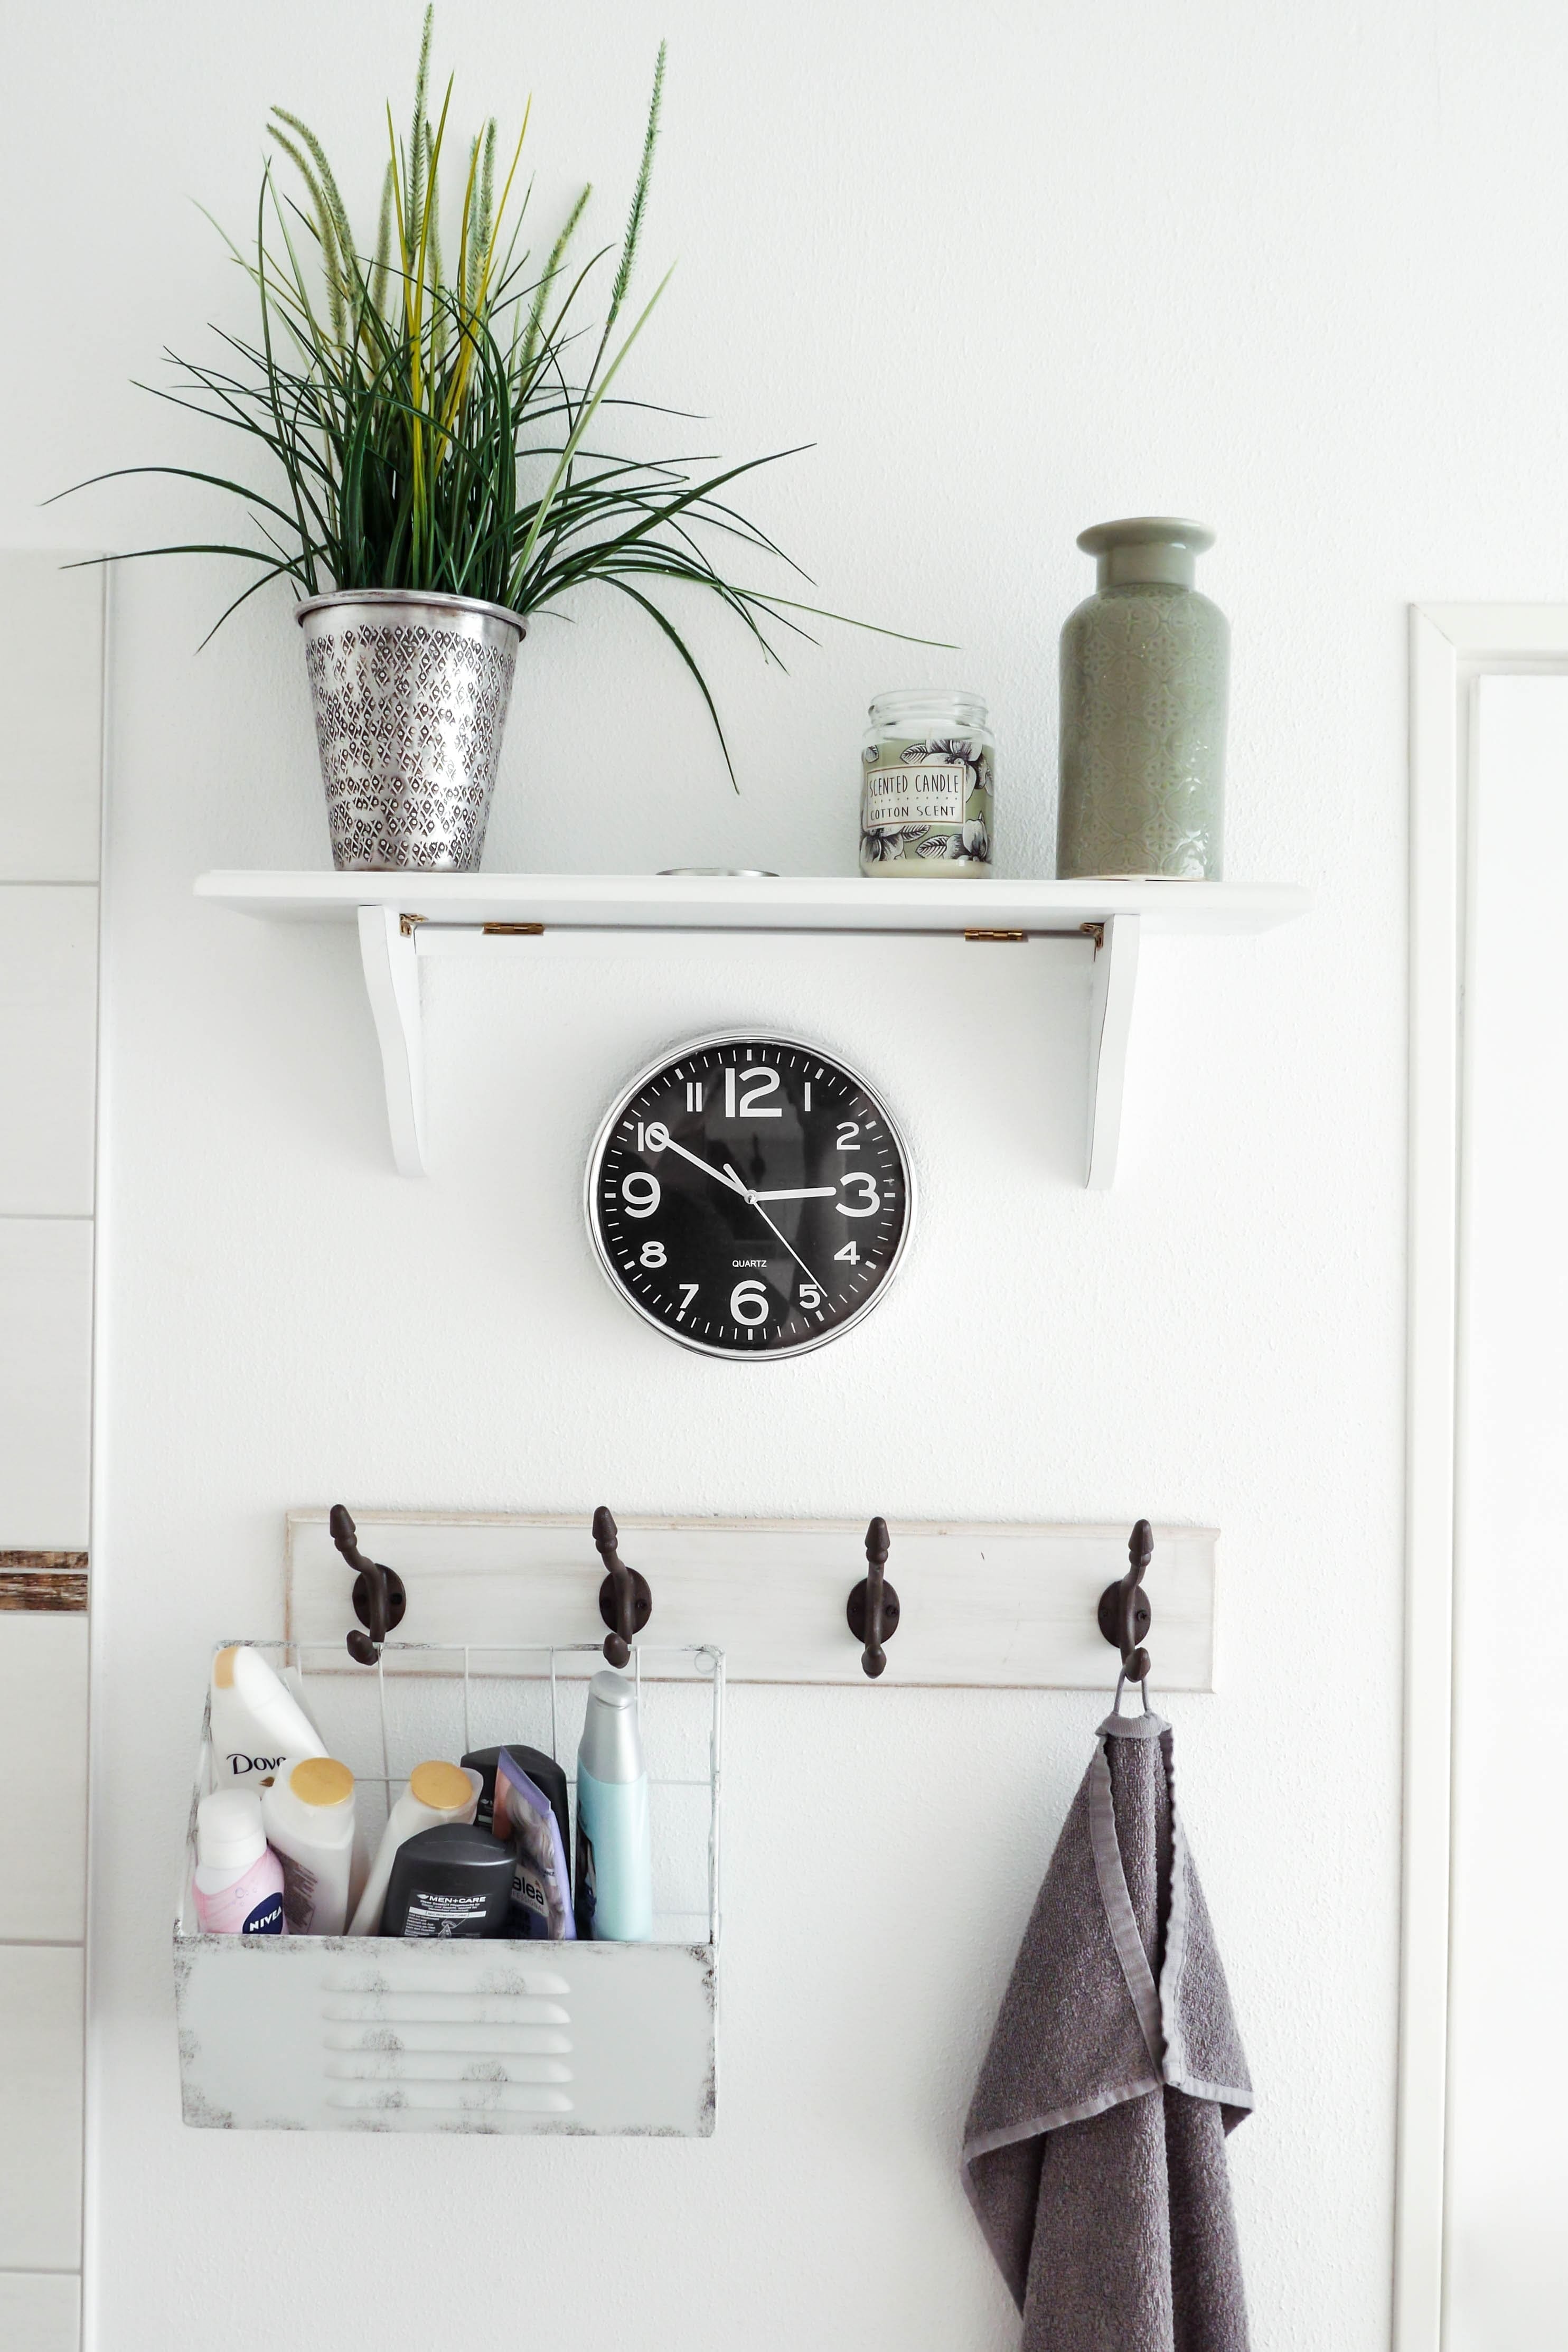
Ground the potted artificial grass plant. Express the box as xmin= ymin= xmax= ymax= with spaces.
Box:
xmin=72 ymin=15 xmax=880 ymax=870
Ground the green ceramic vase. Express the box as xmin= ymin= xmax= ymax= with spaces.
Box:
xmin=1056 ymin=517 xmax=1227 ymax=880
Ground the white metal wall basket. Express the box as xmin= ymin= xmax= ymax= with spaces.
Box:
xmin=174 ymin=1640 xmax=723 ymax=2137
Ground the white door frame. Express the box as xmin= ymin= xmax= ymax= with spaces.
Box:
xmin=1398 ymin=605 xmax=1568 ymax=2351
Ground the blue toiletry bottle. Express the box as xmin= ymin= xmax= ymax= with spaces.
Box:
xmin=575 ymin=1670 xmax=653 ymax=1941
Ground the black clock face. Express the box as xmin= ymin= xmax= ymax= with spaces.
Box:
xmin=586 ymin=1036 xmax=914 ymax=1358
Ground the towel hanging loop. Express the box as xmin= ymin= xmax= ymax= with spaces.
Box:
xmin=847 ymin=1516 xmax=900 ymax=1678
xmin=1097 ymin=1519 xmax=1153 ymax=1683
xmin=592 ymin=1506 xmax=652 ymax=1669
xmin=1112 ymin=1665 xmax=1154 ymax=1718
xmin=328 ymin=1504 xmax=407 ymax=1665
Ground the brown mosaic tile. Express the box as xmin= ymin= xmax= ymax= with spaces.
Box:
xmin=0 ymin=1553 xmax=88 ymax=1610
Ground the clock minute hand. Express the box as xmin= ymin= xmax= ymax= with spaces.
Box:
xmin=645 ymin=1122 xmax=747 ymax=1197
xmin=749 ymin=1186 xmax=837 ymax=1203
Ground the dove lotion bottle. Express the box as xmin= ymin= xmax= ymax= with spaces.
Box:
xmin=208 ymin=1644 xmax=324 ymax=1793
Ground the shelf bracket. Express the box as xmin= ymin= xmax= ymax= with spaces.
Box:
xmin=356 ymin=904 xmax=427 ymax=1176
xmin=1085 ymin=911 xmax=1140 ymax=1189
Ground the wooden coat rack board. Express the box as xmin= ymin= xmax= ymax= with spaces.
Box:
xmin=284 ymin=1512 xmax=1219 ymax=1690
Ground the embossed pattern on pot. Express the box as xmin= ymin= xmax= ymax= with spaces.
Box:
xmin=297 ymin=592 xmax=525 ymax=872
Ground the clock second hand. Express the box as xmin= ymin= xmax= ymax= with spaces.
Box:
xmin=724 ymin=1164 xmax=825 ymax=1296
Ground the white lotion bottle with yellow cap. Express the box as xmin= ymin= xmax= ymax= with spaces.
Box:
xmin=208 ymin=1645 xmax=324 ymax=1794
xmin=349 ymin=1760 xmax=481 ymax=1936
xmin=261 ymin=1756 xmax=356 ymax=1935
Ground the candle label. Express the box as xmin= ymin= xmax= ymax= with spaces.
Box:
xmin=861 ymin=760 xmax=969 ymax=829
xmin=860 ymin=735 xmax=993 ymax=872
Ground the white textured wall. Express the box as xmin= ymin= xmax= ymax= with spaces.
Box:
xmin=7 ymin=0 xmax=1568 ymax=2344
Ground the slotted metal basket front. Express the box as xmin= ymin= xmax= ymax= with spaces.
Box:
xmin=174 ymin=1641 xmax=722 ymax=2135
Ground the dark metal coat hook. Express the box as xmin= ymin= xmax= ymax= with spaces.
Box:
xmin=847 ymin=1516 xmax=900 ymax=1679
xmin=593 ymin=1507 xmax=652 ymax=1669
xmin=328 ymin=1504 xmax=408 ymax=1666
xmin=1097 ymin=1519 xmax=1153 ymax=1683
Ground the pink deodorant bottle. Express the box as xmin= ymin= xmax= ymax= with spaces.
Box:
xmin=193 ymin=1789 xmax=286 ymax=1935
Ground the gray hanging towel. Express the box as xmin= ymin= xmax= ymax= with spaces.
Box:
xmin=962 ymin=1703 xmax=1254 ymax=2351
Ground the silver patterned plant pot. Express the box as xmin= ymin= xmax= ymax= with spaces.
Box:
xmin=295 ymin=589 xmax=527 ymax=870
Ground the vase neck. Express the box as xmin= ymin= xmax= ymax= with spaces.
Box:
xmin=1097 ymin=542 xmax=1195 ymax=589
xmin=1077 ymin=515 xmax=1213 ymax=593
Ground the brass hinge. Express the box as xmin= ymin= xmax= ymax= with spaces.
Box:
xmin=482 ymin=921 xmax=546 ymax=936
xmin=398 ymin=912 xmax=427 ymax=938
xmin=964 ymin=929 xmax=1028 ymax=943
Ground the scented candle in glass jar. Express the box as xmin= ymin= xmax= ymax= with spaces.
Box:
xmin=859 ymin=690 xmax=994 ymax=876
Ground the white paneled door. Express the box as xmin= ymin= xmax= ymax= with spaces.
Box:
xmin=1443 ymin=676 xmax=1568 ymax=2345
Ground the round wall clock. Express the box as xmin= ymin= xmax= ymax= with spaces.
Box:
xmin=586 ymin=1034 xmax=914 ymax=1358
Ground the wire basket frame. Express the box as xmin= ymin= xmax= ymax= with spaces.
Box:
xmin=186 ymin=1638 xmax=725 ymax=1948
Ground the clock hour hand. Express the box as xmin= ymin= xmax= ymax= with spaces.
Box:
xmin=748 ymin=1186 xmax=837 ymax=1203
xmin=644 ymin=1122 xmax=748 ymax=1196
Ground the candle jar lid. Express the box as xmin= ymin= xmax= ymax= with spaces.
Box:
xmin=868 ymin=688 xmax=990 ymax=733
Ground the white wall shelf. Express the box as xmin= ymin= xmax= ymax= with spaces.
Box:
xmin=195 ymin=871 xmax=1309 ymax=1184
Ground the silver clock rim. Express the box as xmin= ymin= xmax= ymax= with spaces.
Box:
xmin=583 ymin=1029 xmax=918 ymax=1363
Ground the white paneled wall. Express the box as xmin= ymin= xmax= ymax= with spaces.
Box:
xmin=0 ymin=558 xmax=104 ymax=882
xmin=0 ymin=1224 xmax=94 ymax=1548
xmin=0 ymin=1948 xmax=86 ymax=2267
xmin=0 ymin=1616 xmax=89 ymax=1942
xmin=0 ymin=2275 xmax=82 ymax=2352
xmin=0 ymin=552 xmax=100 ymax=2351
xmin=0 ymin=889 xmax=99 ymax=1215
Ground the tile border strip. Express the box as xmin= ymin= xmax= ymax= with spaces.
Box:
xmin=0 ymin=1556 xmax=88 ymax=1611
